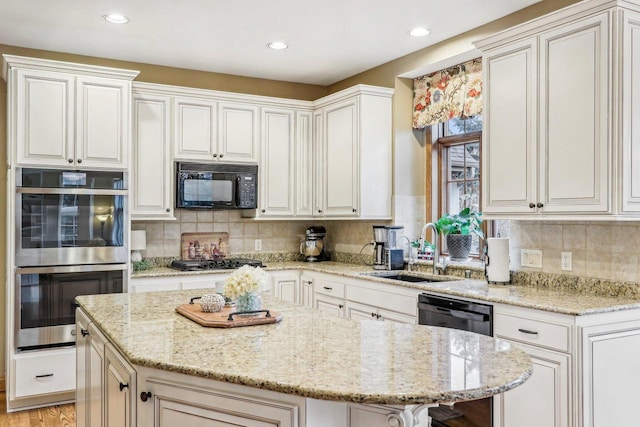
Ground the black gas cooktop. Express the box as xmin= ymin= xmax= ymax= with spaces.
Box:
xmin=169 ymin=258 xmax=263 ymax=272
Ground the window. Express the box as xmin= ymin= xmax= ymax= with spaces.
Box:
xmin=437 ymin=116 xmax=486 ymax=257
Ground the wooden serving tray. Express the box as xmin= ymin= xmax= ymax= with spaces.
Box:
xmin=175 ymin=304 xmax=282 ymax=328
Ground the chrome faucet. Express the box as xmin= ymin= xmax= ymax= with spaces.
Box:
xmin=419 ymin=223 xmax=447 ymax=275
xmin=399 ymin=235 xmax=414 ymax=272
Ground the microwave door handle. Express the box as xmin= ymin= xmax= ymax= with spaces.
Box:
xmin=234 ymin=176 xmax=241 ymax=205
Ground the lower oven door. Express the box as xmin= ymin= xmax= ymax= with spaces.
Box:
xmin=15 ymin=264 xmax=126 ymax=350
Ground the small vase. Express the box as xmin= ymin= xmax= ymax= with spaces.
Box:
xmin=235 ymin=292 xmax=262 ymax=314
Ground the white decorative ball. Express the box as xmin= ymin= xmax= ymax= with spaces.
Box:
xmin=199 ymin=293 xmax=225 ymax=313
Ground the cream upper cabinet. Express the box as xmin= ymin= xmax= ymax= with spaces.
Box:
xmin=313 ymin=85 xmax=393 ymax=219
xmin=131 ymin=87 xmax=174 ymax=220
xmin=478 ymin=10 xmax=611 ymax=217
xmin=3 ymin=55 xmax=138 ymax=170
xmin=259 ymin=107 xmax=296 ymax=217
xmin=218 ymin=102 xmax=259 ymax=163
xmin=173 ymin=96 xmax=217 ymax=160
xmin=295 ymin=110 xmax=314 ymax=217
xmin=621 ymin=9 xmax=640 ymax=213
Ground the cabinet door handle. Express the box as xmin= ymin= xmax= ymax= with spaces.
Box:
xmin=518 ymin=328 xmax=539 ymax=335
xmin=77 ymin=159 xmax=82 ymax=164
xmin=261 ymin=209 xmax=266 ymax=213
xmin=213 ymin=153 xmax=218 ymax=157
xmin=536 ymin=202 xmax=544 ymax=208
xmin=81 ymin=328 xmax=89 ymax=337
xmin=119 ymin=382 xmax=129 ymax=392
xmin=338 ymin=304 xmax=344 ymax=309
xmin=528 ymin=202 xmax=535 ymax=209
xmin=140 ymin=391 xmax=152 ymax=402
xmin=68 ymin=158 xmax=74 ymax=164
xmin=35 ymin=373 xmax=54 ymax=379
xmin=371 ymin=312 xmax=375 ymax=317
xmin=352 ymin=208 xmax=357 ymax=213
xmin=318 ymin=209 xmax=323 ymax=213
xmin=219 ymin=154 xmax=224 ymax=158
xmin=377 ymin=314 xmax=382 ymax=319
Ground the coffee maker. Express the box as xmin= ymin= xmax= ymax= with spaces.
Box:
xmin=300 ymin=226 xmax=329 ymax=262
xmin=373 ymin=225 xmax=404 ymax=270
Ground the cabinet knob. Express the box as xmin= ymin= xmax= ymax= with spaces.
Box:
xmin=166 ymin=208 xmax=170 ymax=212
xmin=371 ymin=312 xmax=375 ymax=317
xmin=68 ymin=158 xmax=73 ymax=164
xmin=338 ymin=304 xmax=344 ymax=309
xmin=528 ymin=202 xmax=535 ymax=209
xmin=119 ymin=382 xmax=129 ymax=392
xmin=536 ymin=202 xmax=544 ymax=208
xmin=140 ymin=391 xmax=152 ymax=402
xmin=219 ymin=154 xmax=224 ymax=158
xmin=81 ymin=329 xmax=89 ymax=337
xmin=261 ymin=209 xmax=266 ymax=213
xmin=352 ymin=208 xmax=357 ymax=213
xmin=318 ymin=209 xmax=323 ymax=213
xmin=213 ymin=154 xmax=218 ymax=158
xmin=77 ymin=159 xmax=82 ymax=164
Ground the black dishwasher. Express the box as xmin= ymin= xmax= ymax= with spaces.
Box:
xmin=418 ymin=293 xmax=493 ymax=427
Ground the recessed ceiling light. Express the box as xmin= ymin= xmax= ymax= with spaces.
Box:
xmin=409 ymin=27 xmax=430 ymax=37
xmin=267 ymin=41 xmax=288 ymax=50
xmin=103 ymin=14 xmax=130 ymax=24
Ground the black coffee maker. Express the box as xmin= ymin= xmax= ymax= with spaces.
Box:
xmin=299 ymin=226 xmax=330 ymax=262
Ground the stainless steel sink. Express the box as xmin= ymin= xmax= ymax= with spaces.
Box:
xmin=360 ymin=272 xmax=461 ymax=283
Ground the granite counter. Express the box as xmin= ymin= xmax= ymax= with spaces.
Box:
xmin=75 ymin=290 xmax=531 ymax=405
xmin=132 ymin=261 xmax=640 ymax=316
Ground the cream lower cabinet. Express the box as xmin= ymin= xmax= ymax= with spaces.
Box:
xmin=77 ymin=310 xmax=109 ymax=427
xmin=137 ymin=368 xmax=301 ymax=427
xmin=300 ymin=275 xmax=314 ymax=307
xmin=493 ymin=306 xmax=573 ymax=427
xmin=579 ymin=316 xmax=640 ymax=427
xmin=129 ymin=273 xmax=230 ymax=293
xmin=105 ymin=343 xmax=136 ymax=427
xmin=270 ymin=271 xmax=300 ymax=304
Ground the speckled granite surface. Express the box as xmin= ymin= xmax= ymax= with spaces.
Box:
xmin=132 ymin=261 xmax=640 ymax=316
xmin=76 ymin=290 xmax=531 ymax=405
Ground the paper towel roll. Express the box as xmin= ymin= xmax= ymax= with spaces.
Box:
xmin=486 ymin=237 xmax=510 ymax=283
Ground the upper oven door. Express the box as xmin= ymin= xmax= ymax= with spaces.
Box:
xmin=16 ymin=168 xmax=128 ymax=267
xmin=177 ymin=170 xmax=236 ymax=209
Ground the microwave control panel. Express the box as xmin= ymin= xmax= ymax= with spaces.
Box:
xmin=237 ymin=175 xmax=257 ymax=208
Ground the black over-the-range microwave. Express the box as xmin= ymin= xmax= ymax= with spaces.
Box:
xmin=176 ymin=162 xmax=258 ymax=209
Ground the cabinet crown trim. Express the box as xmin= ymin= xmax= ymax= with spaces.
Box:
xmin=313 ymin=84 xmax=394 ymax=108
xmin=2 ymin=54 xmax=140 ymax=82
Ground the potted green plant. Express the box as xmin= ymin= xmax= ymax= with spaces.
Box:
xmin=435 ymin=207 xmax=484 ymax=261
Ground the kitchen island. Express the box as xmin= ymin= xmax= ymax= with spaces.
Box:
xmin=75 ymin=289 xmax=531 ymax=427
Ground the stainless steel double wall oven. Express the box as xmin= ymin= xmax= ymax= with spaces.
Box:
xmin=15 ymin=168 xmax=128 ymax=350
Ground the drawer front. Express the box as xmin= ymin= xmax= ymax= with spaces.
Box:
xmin=314 ymin=279 xmax=345 ymax=299
xmin=494 ymin=313 xmax=570 ymax=352
xmin=347 ymin=286 xmax=417 ymax=316
xmin=15 ymin=348 xmax=76 ymax=397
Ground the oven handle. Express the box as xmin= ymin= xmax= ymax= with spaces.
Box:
xmin=17 ymin=187 xmax=127 ymax=196
xmin=418 ymin=303 xmax=490 ymax=322
xmin=16 ymin=264 xmax=128 ymax=274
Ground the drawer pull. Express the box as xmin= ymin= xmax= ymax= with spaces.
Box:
xmin=140 ymin=391 xmax=152 ymax=402
xmin=323 ymin=286 xmax=333 ymax=291
xmin=518 ymin=328 xmax=539 ymax=335
xmin=81 ymin=328 xmax=89 ymax=337
xmin=35 ymin=373 xmax=54 ymax=379
xmin=119 ymin=382 xmax=129 ymax=392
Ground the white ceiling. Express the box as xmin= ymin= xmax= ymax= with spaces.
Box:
xmin=0 ymin=0 xmax=541 ymax=86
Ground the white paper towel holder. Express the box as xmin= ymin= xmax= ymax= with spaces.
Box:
xmin=484 ymin=237 xmax=511 ymax=284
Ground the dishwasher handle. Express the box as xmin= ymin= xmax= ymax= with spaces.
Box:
xmin=418 ymin=302 xmax=490 ymax=322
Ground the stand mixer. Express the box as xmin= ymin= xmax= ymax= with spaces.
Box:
xmin=300 ymin=226 xmax=329 ymax=262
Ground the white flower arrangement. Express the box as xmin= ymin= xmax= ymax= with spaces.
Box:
xmin=223 ymin=265 xmax=268 ymax=300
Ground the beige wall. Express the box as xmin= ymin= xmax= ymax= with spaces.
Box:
xmin=0 ymin=0 xmax=584 ymax=378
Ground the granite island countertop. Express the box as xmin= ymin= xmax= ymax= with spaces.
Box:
xmin=133 ymin=261 xmax=640 ymax=316
xmin=76 ymin=290 xmax=532 ymax=405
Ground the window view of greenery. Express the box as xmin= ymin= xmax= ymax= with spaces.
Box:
xmin=441 ymin=116 xmax=483 ymax=256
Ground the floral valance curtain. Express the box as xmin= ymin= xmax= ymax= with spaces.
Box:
xmin=412 ymin=58 xmax=482 ymax=129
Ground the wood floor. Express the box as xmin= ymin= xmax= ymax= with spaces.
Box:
xmin=0 ymin=393 xmax=76 ymax=427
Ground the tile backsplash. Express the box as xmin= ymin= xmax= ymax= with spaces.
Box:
xmin=133 ymin=209 xmax=394 ymax=259
xmin=510 ymin=220 xmax=640 ymax=282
